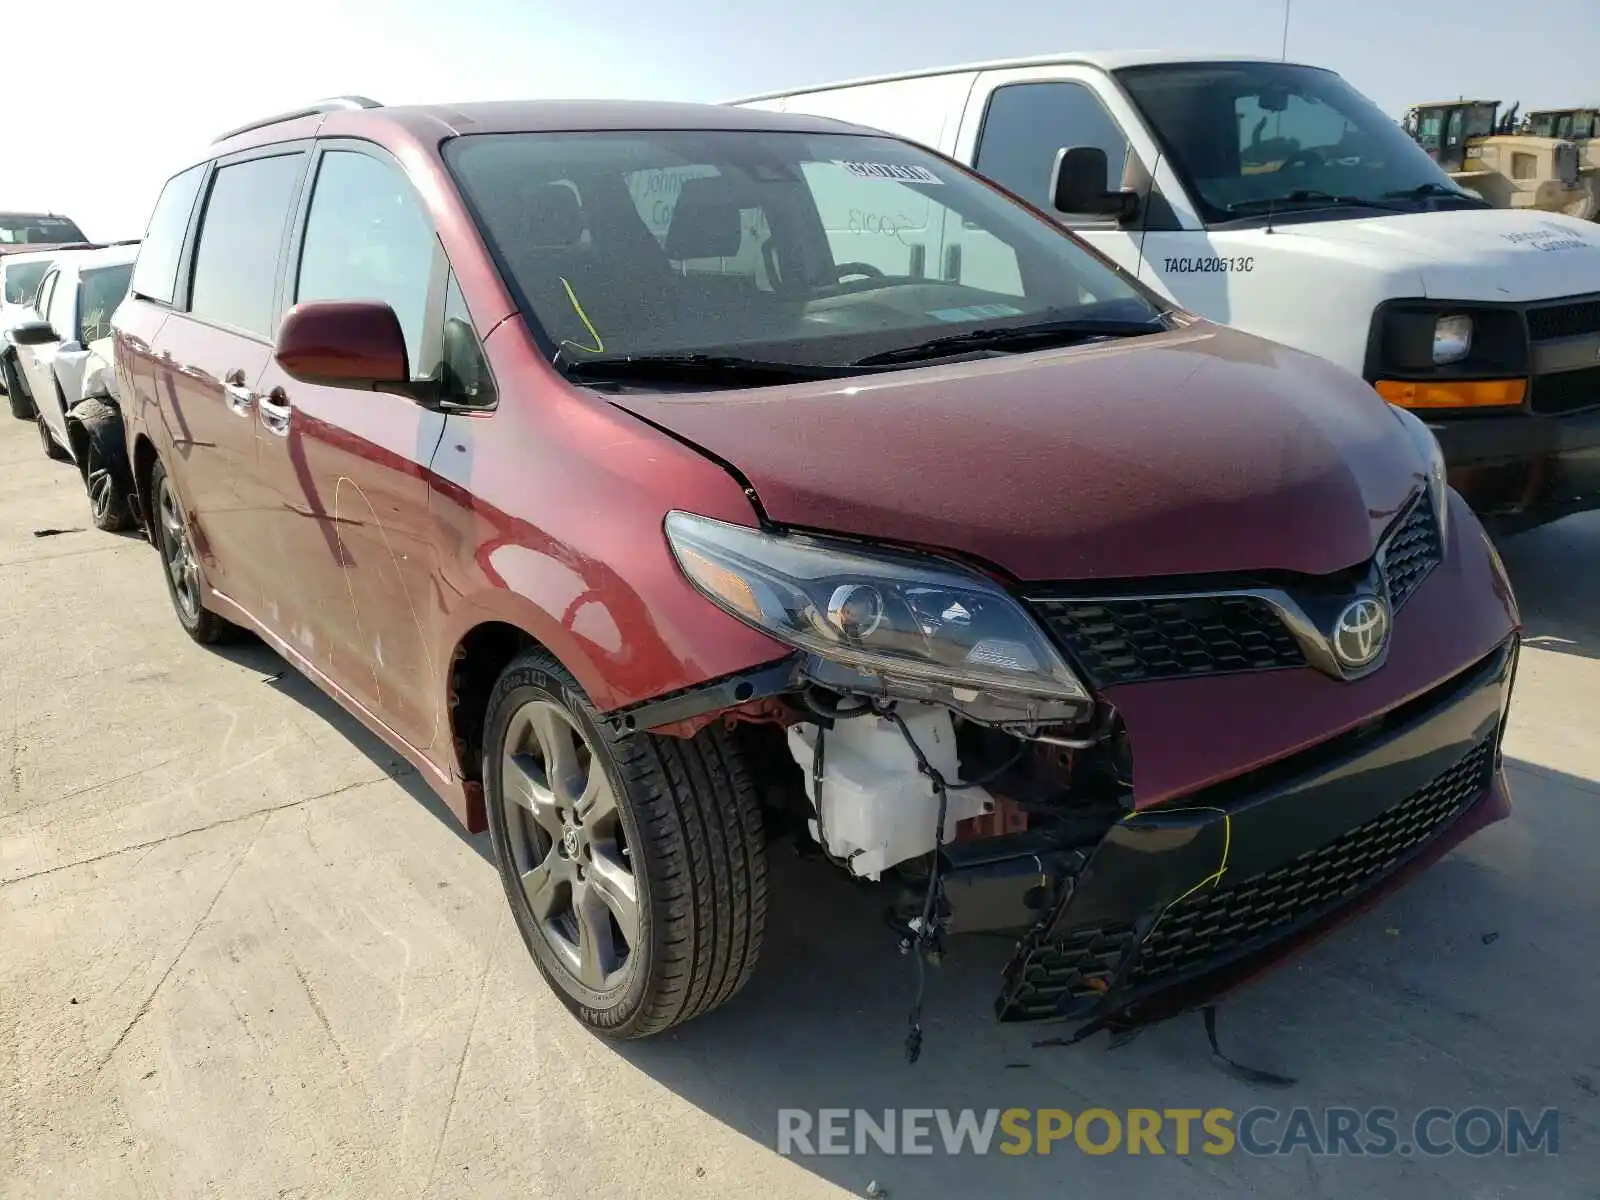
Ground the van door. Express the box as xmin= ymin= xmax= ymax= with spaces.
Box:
xmin=253 ymin=142 xmax=450 ymax=756
xmin=954 ymin=66 xmax=1184 ymax=281
xmin=159 ymin=147 xmax=309 ymax=616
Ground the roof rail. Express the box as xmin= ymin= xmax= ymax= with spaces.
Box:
xmin=212 ymin=96 xmax=382 ymax=144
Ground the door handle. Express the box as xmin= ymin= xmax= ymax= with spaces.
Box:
xmin=258 ymin=387 xmax=292 ymax=436
xmin=223 ymin=382 xmax=255 ymax=415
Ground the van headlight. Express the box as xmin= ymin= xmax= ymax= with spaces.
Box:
xmin=1432 ymin=314 xmax=1473 ymax=364
xmin=1390 ymin=405 xmax=1451 ymax=544
xmin=664 ymin=511 xmax=1090 ymax=703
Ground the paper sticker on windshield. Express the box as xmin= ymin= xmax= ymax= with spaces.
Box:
xmin=834 ymin=160 xmax=944 ymax=185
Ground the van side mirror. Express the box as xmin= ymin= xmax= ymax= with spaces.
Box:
xmin=275 ymin=300 xmax=414 ymax=393
xmin=8 ymin=320 xmax=59 ymax=347
xmin=1050 ymin=146 xmax=1140 ymax=220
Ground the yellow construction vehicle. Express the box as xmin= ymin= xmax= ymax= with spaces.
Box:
xmin=1402 ymin=99 xmax=1595 ymax=219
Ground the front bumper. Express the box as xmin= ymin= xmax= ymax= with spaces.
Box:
xmin=1432 ymin=407 xmax=1600 ymax=530
xmin=996 ymin=635 xmax=1516 ymax=1028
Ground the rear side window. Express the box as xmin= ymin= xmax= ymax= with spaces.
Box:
xmin=295 ymin=150 xmax=436 ymax=372
xmin=975 ymin=82 xmax=1131 ymax=216
xmin=130 ymin=164 xmax=205 ymax=305
xmin=190 ymin=153 xmax=305 ymax=337
xmin=2 ymin=260 xmax=50 ymax=305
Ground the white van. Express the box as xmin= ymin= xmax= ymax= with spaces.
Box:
xmin=733 ymin=52 xmax=1600 ymax=530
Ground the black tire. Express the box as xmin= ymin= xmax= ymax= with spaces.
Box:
xmin=85 ymin=439 xmax=135 ymax=531
xmin=148 ymin=458 xmax=244 ymax=645
xmin=484 ymin=650 xmax=767 ymax=1038
xmin=37 ymin=413 xmax=69 ymax=462
xmin=3 ymin=354 xmax=35 ymax=420
xmin=72 ymin=400 xmax=136 ymax=533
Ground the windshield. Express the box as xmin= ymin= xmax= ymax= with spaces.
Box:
xmin=78 ymin=263 xmax=133 ymax=342
xmin=2 ymin=260 xmax=50 ymax=305
xmin=1116 ymin=62 xmax=1480 ymax=223
xmin=444 ymin=129 xmax=1159 ymax=374
xmin=0 ymin=215 xmax=86 ymax=245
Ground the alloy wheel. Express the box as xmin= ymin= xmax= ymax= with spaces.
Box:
xmin=156 ymin=477 xmax=202 ymax=623
xmin=500 ymin=698 xmax=638 ymax=991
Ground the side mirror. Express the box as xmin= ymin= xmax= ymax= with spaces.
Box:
xmin=9 ymin=319 xmax=59 ymax=347
xmin=1050 ymin=146 xmax=1140 ymax=220
xmin=274 ymin=300 xmax=412 ymax=393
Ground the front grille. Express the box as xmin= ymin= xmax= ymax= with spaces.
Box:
xmin=1029 ymin=594 xmax=1306 ymax=688
xmin=1530 ymin=365 xmax=1600 ymax=416
xmin=1380 ymin=491 xmax=1443 ymax=610
xmin=998 ymin=922 xmax=1136 ymax=1021
xmin=1126 ymin=734 xmax=1496 ymax=989
xmin=1528 ymin=299 xmax=1600 ymax=342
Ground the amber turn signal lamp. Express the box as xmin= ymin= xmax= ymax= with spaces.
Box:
xmin=1375 ymin=378 xmax=1527 ymax=410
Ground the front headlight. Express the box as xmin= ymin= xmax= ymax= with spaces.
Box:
xmin=664 ymin=511 xmax=1090 ymax=703
xmin=1391 ymin=405 xmax=1451 ymax=543
xmin=1432 ymin=314 xmax=1473 ymax=364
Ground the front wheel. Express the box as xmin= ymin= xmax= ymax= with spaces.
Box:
xmin=484 ymin=651 xmax=767 ymax=1038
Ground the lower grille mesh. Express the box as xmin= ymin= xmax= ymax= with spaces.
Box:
xmin=1128 ymin=735 xmax=1496 ymax=988
xmin=999 ymin=733 xmax=1497 ymax=1020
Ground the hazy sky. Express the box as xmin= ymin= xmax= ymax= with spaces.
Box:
xmin=15 ymin=0 xmax=1598 ymax=239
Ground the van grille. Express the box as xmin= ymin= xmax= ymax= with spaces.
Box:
xmin=1127 ymin=734 xmax=1495 ymax=988
xmin=1381 ymin=491 xmax=1443 ymax=609
xmin=1529 ymin=365 xmax=1600 ymax=416
xmin=1028 ymin=594 xmax=1306 ymax=688
xmin=1528 ymin=298 xmax=1600 ymax=342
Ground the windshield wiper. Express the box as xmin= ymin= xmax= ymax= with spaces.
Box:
xmin=561 ymin=352 xmax=862 ymax=385
xmin=1225 ymin=190 xmax=1413 ymax=216
xmin=1380 ymin=182 xmax=1490 ymax=207
xmin=851 ymin=317 xmax=1167 ymax=367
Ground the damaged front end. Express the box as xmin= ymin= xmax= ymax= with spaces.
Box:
xmin=609 ymin=499 xmax=1517 ymax=1051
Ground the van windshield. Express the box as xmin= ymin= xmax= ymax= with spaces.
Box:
xmin=1116 ymin=62 xmax=1486 ymax=224
xmin=444 ymin=129 xmax=1162 ymax=378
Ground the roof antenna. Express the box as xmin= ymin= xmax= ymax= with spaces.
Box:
xmin=1264 ymin=0 xmax=1293 ymax=235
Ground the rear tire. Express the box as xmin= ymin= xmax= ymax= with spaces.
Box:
xmin=149 ymin=458 xmax=245 ymax=645
xmin=484 ymin=650 xmax=767 ymax=1038
xmin=3 ymin=355 xmax=34 ymax=420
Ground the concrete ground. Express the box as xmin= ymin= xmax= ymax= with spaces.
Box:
xmin=1 ymin=412 xmax=1597 ymax=1200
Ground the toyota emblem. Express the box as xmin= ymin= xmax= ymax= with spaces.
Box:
xmin=1332 ymin=596 xmax=1390 ymax=669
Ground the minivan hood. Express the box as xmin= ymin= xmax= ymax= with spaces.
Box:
xmin=1269 ymin=209 xmax=1600 ymax=302
xmin=610 ymin=323 xmax=1423 ymax=583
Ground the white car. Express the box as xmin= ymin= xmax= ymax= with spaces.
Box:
xmin=1 ymin=249 xmax=60 ymax=417
xmin=6 ymin=243 xmax=139 ymax=528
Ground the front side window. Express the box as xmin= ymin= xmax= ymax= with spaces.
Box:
xmin=445 ymin=129 xmax=1157 ymax=373
xmin=0 ymin=215 xmax=85 ymax=245
xmin=441 ymin=273 xmax=495 ymax=407
xmin=190 ymin=153 xmax=305 ymax=337
xmin=2 ymin=260 xmax=50 ymax=305
xmin=79 ymin=263 xmax=133 ymax=343
xmin=975 ymin=82 xmax=1132 ymax=217
xmin=46 ymin=268 xmax=76 ymax=336
xmin=130 ymin=164 xmax=205 ymax=305
xmin=1119 ymin=63 xmax=1482 ymax=223
xmin=295 ymin=150 xmax=437 ymax=373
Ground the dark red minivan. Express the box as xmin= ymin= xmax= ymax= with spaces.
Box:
xmin=114 ymin=96 xmax=1519 ymax=1045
